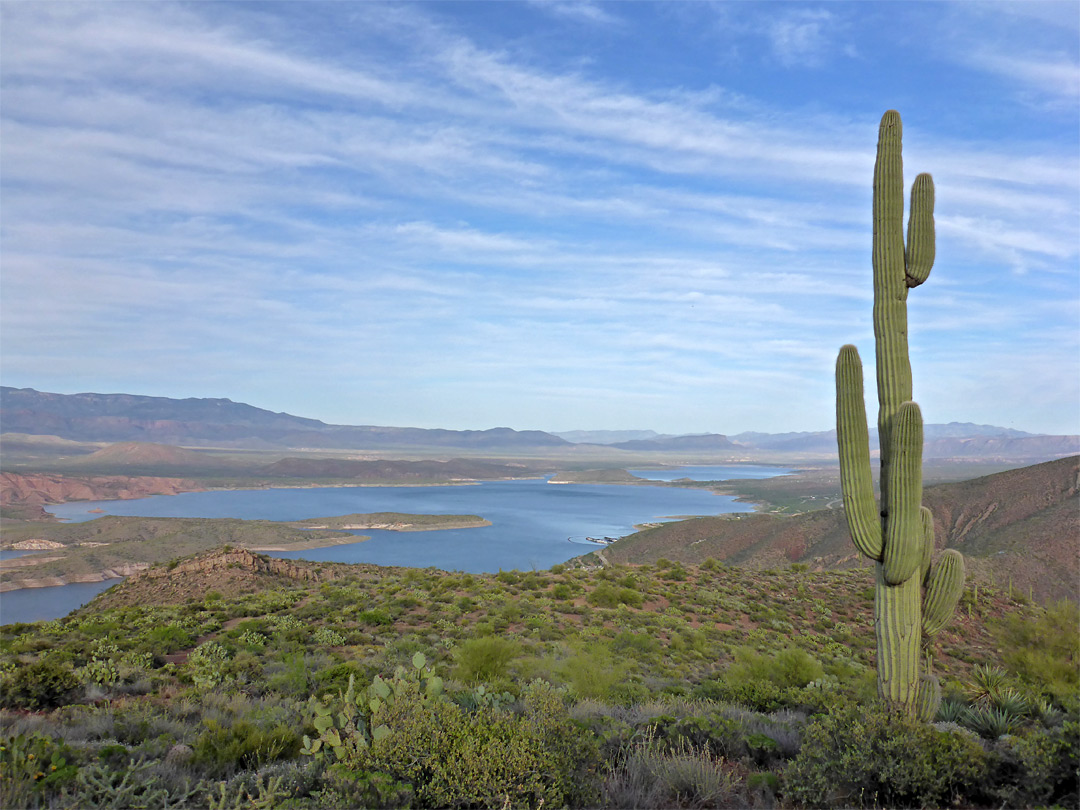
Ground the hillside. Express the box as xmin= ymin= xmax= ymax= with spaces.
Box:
xmin=602 ymin=456 xmax=1080 ymax=603
xmin=70 ymin=441 xmax=234 ymax=470
xmin=0 ymin=471 xmax=203 ymax=520
xmin=258 ymin=457 xmax=543 ymax=481
xmin=610 ymin=433 xmax=737 ymax=452
xmin=548 ymin=469 xmax=648 ymax=484
xmin=0 ymin=387 xmax=571 ymax=451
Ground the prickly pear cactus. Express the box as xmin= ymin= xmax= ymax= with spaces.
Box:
xmin=301 ymin=652 xmax=444 ymax=763
xmin=836 ymin=111 xmax=965 ymax=720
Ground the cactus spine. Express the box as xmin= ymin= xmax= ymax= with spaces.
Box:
xmin=836 ymin=111 xmax=965 ymax=719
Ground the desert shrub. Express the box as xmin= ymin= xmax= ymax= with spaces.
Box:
xmin=145 ymin=624 xmax=194 ymax=655
xmin=363 ymin=680 xmax=600 ymax=808
xmin=317 ymin=763 xmax=414 ymax=809
xmin=310 ymin=661 xmax=369 ymax=697
xmin=1 ymin=658 xmax=82 ymax=710
xmin=603 ymin=734 xmax=741 ymax=809
xmin=612 ymin=631 xmax=661 ymax=658
xmin=984 ymin=719 xmax=1079 ymax=808
xmin=990 ymin=601 xmax=1079 ymax=706
xmin=726 ymin=646 xmax=825 ymax=691
xmin=694 ymin=677 xmax=795 ymax=713
xmin=647 ymin=712 xmax=747 ymax=759
xmin=192 ymin=718 xmax=300 ymax=777
xmin=357 ymin=609 xmax=392 ymax=627
xmin=453 ymin=636 xmax=520 ymax=683
xmin=551 ymin=584 xmax=573 ymax=600
xmin=495 ymin=570 xmax=520 ymax=585
xmin=782 ymin=702 xmax=988 ymax=808
xmin=555 ymin=645 xmax=628 ymax=702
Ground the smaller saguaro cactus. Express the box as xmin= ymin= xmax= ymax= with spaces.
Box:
xmin=836 ymin=111 xmax=965 ymax=720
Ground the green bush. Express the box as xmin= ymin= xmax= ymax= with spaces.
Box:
xmin=357 ymin=608 xmax=393 ymax=627
xmin=145 ymin=624 xmax=193 ymax=653
xmin=587 ymin=582 xmax=643 ymax=609
xmin=363 ymin=680 xmax=600 ymax=808
xmin=551 ymin=584 xmax=573 ymax=600
xmin=990 ymin=601 xmax=1079 ymax=705
xmin=782 ymin=703 xmax=988 ymax=808
xmin=725 ymin=646 xmax=825 ymax=691
xmin=192 ymin=718 xmax=300 ymax=777
xmin=453 ymin=636 xmax=520 ymax=683
xmin=555 ymin=645 xmax=628 ymax=702
xmin=0 ymin=658 xmax=81 ymax=710
xmin=985 ymin=720 xmax=1079 ymax=808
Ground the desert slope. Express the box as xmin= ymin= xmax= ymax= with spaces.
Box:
xmin=603 ymin=456 xmax=1079 ymax=603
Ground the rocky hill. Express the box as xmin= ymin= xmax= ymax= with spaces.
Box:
xmin=0 ymin=472 xmax=202 ymax=519
xmin=71 ymin=441 xmax=231 ymax=469
xmin=602 ymin=456 xmax=1079 ymax=604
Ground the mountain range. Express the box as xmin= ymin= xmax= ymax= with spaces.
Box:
xmin=2 ymin=386 xmax=1076 ymax=460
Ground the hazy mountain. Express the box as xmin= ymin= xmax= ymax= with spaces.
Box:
xmin=0 ymin=387 xmax=570 ymax=451
xmin=609 ymin=433 xmax=737 ymax=452
xmin=729 ymin=424 xmax=1076 ymax=461
xmin=553 ymin=430 xmax=666 ymax=444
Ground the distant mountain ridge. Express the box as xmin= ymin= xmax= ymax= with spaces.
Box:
xmin=2 ymin=387 xmax=1075 ymax=459
xmin=0 ymin=387 xmax=570 ymax=450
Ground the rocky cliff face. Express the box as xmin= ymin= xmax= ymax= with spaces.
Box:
xmin=137 ymin=547 xmax=321 ymax=583
xmin=88 ymin=547 xmax=327 ymax=610
xmin=0 ymin=471 xmax=202 ymax=513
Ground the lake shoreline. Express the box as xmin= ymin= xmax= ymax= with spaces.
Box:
xmin=0 ymin=514 xmax=493 ymax=594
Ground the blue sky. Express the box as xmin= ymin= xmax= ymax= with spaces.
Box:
xmin=1 ymin=1 xmax=1077 ymax=435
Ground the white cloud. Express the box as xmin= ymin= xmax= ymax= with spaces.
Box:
xmin=526 ymin=0 xmax=622 ymax=27
xmin=764 ymin=9 xmax=841 ymax=68
xmin=963 ymin=50 xmax=1080 ymax=101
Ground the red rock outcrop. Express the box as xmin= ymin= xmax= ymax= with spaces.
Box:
xmin=0 ymin=472 xmax=203 ymax=509
xmin=136 ymin=547 xmax=321 ymax=583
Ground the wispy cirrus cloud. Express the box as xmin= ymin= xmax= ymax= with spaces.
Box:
xmin=763 ymin=8 xmax=848 ymax=68
xmin=962 ymin=50 xmax=1080 ymax=103
xmin=1 ymin=1 xmax=1076 ymax=433
xmin=525 ymin=0 xmax=623 ymax=27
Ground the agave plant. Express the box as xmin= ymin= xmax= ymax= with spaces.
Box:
xmin=991 ymin=686 xmax=1031 ymax=717
xmin=936 ymin=698 xmax=968 ymax=724
xmin=961 ymin=705 xmax=1019 ymax=739
xmin=964 ymin=664 xmax=1011 ymax=707
xmin=1030 ymin=695 xmax=1065 ymax=727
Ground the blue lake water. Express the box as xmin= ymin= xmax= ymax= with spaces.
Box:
xmin=1 ymin=580 xmax=118 ymax=626
xmin=0 ymin=549 xmax=41 ymax=560
xmin=7 ymin=466 xmax=789 ymax=624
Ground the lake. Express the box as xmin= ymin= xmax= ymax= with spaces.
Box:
xmin=6 ymin=465 xmax=789 ymax=624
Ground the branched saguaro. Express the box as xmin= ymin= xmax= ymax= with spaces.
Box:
xmin=836 ymin=110 xmax=965 ymax=720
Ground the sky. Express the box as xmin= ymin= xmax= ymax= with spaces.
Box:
xmin=1 ymin=1 xmax=1077 ymax=436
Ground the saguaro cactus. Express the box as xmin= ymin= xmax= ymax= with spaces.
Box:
xmin=836 ymin=111 xmax=965 ymax=720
